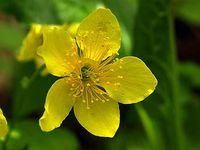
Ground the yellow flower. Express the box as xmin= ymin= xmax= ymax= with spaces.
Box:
xmin=17 ymin=23 xmax=79 ymax=75
xmin=38 ymin=8 xmax=157 ymax=137
xmin=0 ymin=108 xmax=8 ymax=137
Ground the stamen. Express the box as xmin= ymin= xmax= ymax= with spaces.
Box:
xmin=65 ymin=54 xmax=116 ymax=109
xmin=117 ymin=75 xmax=123 ymax=79
xmin=106 ymin=81 xmax=110 ymax=84
xmin=114 ymin=82 xmax=121 ymax=86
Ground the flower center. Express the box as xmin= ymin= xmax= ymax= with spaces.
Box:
xmin=68 ymin=57 xmax=123 ymax=109
xmin=81 ymin=65 xmax=91 ymax=81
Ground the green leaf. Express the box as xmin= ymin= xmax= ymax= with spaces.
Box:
xmin=0 ymin=24 xmax=24 ymax=51
xmin=135 ymin=104 xmax=163 ymax=150
xmin=175 ymin=0 xmax=200 ymax=25
xmin=6 ymin=120 xmax=79 ymax=150
xmin=53 ymin=0 xmax=99 ymax=23
xmin=105 ymin=127 xmax=150 ymax=150
xmin=14 ymin=0 xmax=60 ymax=23
xmin=179 ymin=62 xmax=200 ymax=87
xmin=133 ymin=0 xmax=186 ymax=149
xmin=178 ymin=62 xmax=200 ymax=149
xmin=12 ymin=64 xmax=57 ymax=118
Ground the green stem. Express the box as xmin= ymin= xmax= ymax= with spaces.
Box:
xmin=3 ymin=65 xmax=46 ymax=149
xmin=168 ymin=5 xmax=186 ymax=150
xmin=13 ymin=65 xmax=45 ymax=119
xmin=24 ymin=65 xmax=45 ymax=88
xmin=135 ymin=104 xmax=163 ymax=150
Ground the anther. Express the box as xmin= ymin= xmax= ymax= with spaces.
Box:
xmin=119 ymin=66 xmax=122 ymax=69
xmin=117 ymin=76 xmax=123 ymax=79
xmin=119 ymin=59 xmax=123 ymax=62
xmin=106 ymin=81 xmax=110 ymax=84
xmin=87 ymin=83 xmax=90 ymax=87
xmin=114 ymin=83 xmax=121 ymax=86
xmin=110 ymin=69 xmax=114 ymax=72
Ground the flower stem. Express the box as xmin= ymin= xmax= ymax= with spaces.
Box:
xmin=135 ymin=104 xmax=164 ymax=150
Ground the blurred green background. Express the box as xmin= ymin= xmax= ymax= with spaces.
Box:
xmin=0 ymin=0 xmax=200 ymax=149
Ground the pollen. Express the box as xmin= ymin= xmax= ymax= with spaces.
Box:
xmin=117 ymin=75 xmax=123 ymax=79
xmin=114 ymin=82 xmax=121 ymax=86
xmin=65 ymin=51 xmax=120 ymax=109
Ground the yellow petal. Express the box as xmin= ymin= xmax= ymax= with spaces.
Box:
xmin=39 ymin=78 xmax=75 ymax=132
xmin=74 ymin=97 xmax=120 ymax=137
xmin=18 ymin=24 xmax=43 ymax=61
xmin=76 ymin=8 xmax=120 ymax=61
xmin=62 ymin=23 xmax=79 ymax=38
xmin=100 ymin=56 xmax=158 ymax=104
xmin=0 ymin=108 xmax=8 ymax=137
xmin=37 ymin=27 xmax=78 ymax=77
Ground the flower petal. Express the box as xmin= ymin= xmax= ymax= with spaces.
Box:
xmin=100 ymin=56 xmax=158 ymax=104
xmin=74 ymin=97 xmax=120 ymax=137
xmin=62 ymin=23 xmax=79 ymax=38
xmin=39 ymin=78 xmax=75 ymax=132
xmin=37 ymin=27 xmax=78 ymax=77
xmin=18 ymin=24 xmax=43 ymax=61
xmin=0 ymin=108 xmax=8 ymax=137
xmin=76 ymin=8 xmax=120 ymax=61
